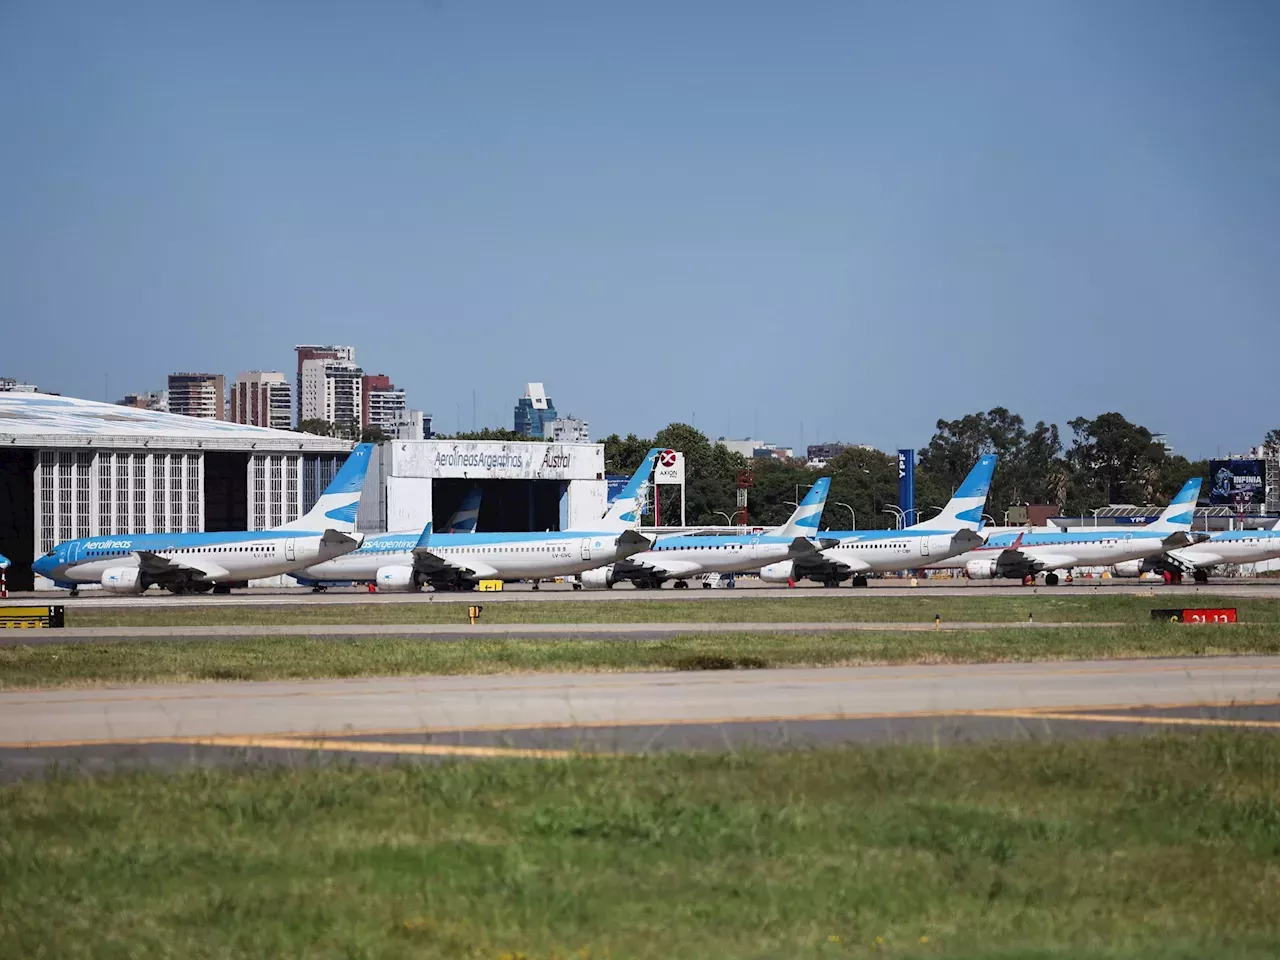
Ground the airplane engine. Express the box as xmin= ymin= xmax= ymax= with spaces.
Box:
xmin=101 ymin=567 xmax=144 ymax=594
xmin=964 ymin=559 xmax=1000 ymax=581
xmin=577 ymin=566 xmax=616 ymax=590
xmin=760 ymin=561 xmax=795 ymax=584
xmin=375 ymin=566 xmax=420 ymax=592
xmin=1112 ymin=560 xmax=1144 ymax=579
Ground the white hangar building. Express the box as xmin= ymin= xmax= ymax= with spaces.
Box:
xmin=358 ymin=439 xmax=607 ymax=535
xmin=1 ymin=393 xmax=352 ymax=591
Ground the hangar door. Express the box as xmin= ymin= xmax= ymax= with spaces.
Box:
xmin=432 ymin=479 xmax=564 ymax=534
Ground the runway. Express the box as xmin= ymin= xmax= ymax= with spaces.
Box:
xmin=6 ymin=578 xmax=1280 ymax=608
xmin=3 ymin=656 xmax=1278 ymax=778
xmin=2 ymin=619 xmax=1120 ymax=646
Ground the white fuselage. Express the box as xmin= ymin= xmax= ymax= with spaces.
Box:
xmin=48 ymin=533 xmax=358 ymax=586
xmin=1168 ymin=532 xmax=1280 ymax=570
xmin=619 ymin=535 xmax=806 ymax=580
xmin=818 ymin=533 xmax=965 ymax=572
xmin=941 ymin=531 xmax=1177 ymax=575
xmin=300 ymin=531 xmax=635 ymax=583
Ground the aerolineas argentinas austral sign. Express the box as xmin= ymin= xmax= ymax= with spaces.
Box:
xmin=388 ymin=440 xmax=603 ymax=480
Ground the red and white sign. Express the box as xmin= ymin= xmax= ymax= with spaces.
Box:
xmin=655 ymin=449 xmax=685 ymax=484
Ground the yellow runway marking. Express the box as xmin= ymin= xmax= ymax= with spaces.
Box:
xmin=988 ymin=711 xmax=1280 ymax=730
xmin=6 ymin=698 xmax=1280 ymax=750
xmin=185 ymin=735 xmax=590 ymax=759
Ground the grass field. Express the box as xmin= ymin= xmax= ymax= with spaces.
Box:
xmin=61 ymin=593 xmax=1280 ymax=628
xmin=3 ymin=733 xmax=1278 ymax=958
xmin=4 ymin=623 xmax=1279 ymax=688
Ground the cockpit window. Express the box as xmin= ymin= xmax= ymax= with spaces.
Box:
xmin=45 ymin=550 xmax=56 ymax=557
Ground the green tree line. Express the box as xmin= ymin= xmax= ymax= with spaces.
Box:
xmin=603 ymin=410 xmax=1222 ymax=530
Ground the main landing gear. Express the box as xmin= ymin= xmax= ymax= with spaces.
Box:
xmin=1044 ymin=573 xmax=1060 ymax=587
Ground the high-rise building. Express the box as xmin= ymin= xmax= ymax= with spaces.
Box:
xmin=231 ymin=371 xmax=292 ymax=430
xmin=361 ymin=374 xmax=407 ymax=430
xmin=513 ymin=382 xmax=558 ymax=438
xmin=548 ymin=416 xmax=590 ymax=443
xmin=386 ymin=410 xmax=431 ymax=441
xmin=167 ymin=373 xmax=225 ymax=420
xmin=294 ymin=345 xmax=355 ymax=426
xmin=0 ymin=377 xmax=38 ymax=392
xmin=300 ymin=359 xmax=363 ymax=430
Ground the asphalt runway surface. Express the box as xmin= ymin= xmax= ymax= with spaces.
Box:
xmin=6 ymin=577 xmax=1280 ymax=609
xmin=3 ymin=656 xmax=1278 ymax=779
xmin=2 ymin=619 xmax=1120 ymax=646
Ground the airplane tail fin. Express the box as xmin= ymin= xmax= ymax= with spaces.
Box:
xmin=771 ymin=477 xmax=831 ymax=538
xmin=275 ymin=443 xmax=374 ymax=533
xmin=444 ymin=486 xmax=482 ymax=533
xmin=1146 ymin=478 xmax=1202 ymax=532
xmin=598 ymin=449 xmax=662 ymax=531
xmin=907 ymin=455 xmax=998 ymax=532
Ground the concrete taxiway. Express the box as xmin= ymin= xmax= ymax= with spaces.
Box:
xmin=2 ymin=656 xmax=1278 ymax=778
xmin=6 ymin=579 xmax=1280 ymax=609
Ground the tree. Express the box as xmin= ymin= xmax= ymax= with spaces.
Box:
xmin=441 ymin=428 xmax=542 ymax=442
xmin=1264 ymin=429 xmax=1280 ymax=458
xmin=1065 ymin=412 xmax=1166 ymax=508
xmin=360 ymin=425 xmax=388 ymax=443
xmin=298 ymin=418 xmax=334 ymax=437
xmin=601 ymin=433 xmax=656 ymax=476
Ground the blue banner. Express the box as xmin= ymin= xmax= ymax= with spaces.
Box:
xmin=897 ymin=449 xmax=915 ymax=527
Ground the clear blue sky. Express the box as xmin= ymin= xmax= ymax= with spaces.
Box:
xmin=2 ymin=1 xmax=1276 ymax=459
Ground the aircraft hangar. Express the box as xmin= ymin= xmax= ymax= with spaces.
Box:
xmin=0 ymin=393 xmax=353 ymax=591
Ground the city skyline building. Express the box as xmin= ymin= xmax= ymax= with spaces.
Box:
xmin=513 ymin=382 xmax=558 ymax=438
xmin=300 ymin=358 xmax=363 ymax=430
xmin=294 ymin=345 xmax=355 ymax=427
xmin=231 ymin=371 xmax=292 ymax=430
xmin=166 ymin=373 xmax=225 ymax=420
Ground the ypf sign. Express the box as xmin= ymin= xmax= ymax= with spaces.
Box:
xmin=655 ymin=449 xmax=685 ymax=485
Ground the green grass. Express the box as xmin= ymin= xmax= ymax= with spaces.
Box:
xmin=63 ymin=594 xmax=1280 ymax=628
xmin=4 ymin=623 xmax=1279 ymax=688
xmin=3 ymin=734 xmax=1279 ymax=958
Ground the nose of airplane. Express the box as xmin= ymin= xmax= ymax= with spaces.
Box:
xmin=32 ymin=553 xmax=54 ymax=578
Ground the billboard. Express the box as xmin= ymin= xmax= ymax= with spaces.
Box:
xmin=897 ymin=449 xmax=915 ymax=526
xmin=1208 ymin=459 xmax=1265 ymax=505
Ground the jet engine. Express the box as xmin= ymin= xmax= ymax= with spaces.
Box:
xmin=1111 ymin=560 xmax=1145 ymax=579
xmin=965 ymin=559 xmax=1000 ymax=580
xmin=759 ymin=561 xmax=796 ymax=584
xmin=375 ymin=566 xmax=420 ymax=592
xmin=101 ymin=567 xmax=144 ymax=594
xmin=577 ymin=566 xmax=616 ymax=590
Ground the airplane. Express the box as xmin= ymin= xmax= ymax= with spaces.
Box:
xmin=945 ymin=477 xmax=1203 ymax=585
xmin=576 ymin=477 xmax=833 ymax=590
xmin=443 ymin=486 xmax=482 ymax=534
xmin=759 ymin=455 xmax=997 ymax=587
xmin=32 ymin=444 xmax=375 ymax=595
xmin=1112 ymin=516 xmax=1280 ymax=583
xmin=295 ymin=449 xmax=663 ymax=591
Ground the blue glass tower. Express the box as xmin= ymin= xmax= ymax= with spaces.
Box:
xmin=513 ymin=382 xmax=557 ymax=438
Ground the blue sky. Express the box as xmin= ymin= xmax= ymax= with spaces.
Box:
xmin=2 ymin=1 xmax=1276 ymax=458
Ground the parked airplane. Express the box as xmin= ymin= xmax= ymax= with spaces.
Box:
xmin=947 ymin=477 xmax=1203 ymax=585
xmin=33 ymin=444 xmax=375 ymax=595
xmin=1113 ymin=516 xmax=1280 ymax=583
xmin=576 ymin=478 xmax=833 ymax=589
xmin=295 ymin=449 xmax=662 ymax=591
xmin=443 ymin=486 xmax=482 ymax=533
xmin=759 ymin=455 xmax=997 ymax=587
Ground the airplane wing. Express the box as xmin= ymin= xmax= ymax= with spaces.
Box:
xmin=615 ymin=529 xmax=653 ymax=560
xmin=950 ymin=529 xmax=984 ymax=552
xmin=135 ymin=551 xmax=231 ymax=583
xmin=1014 ymin=551 xmax=1079 ymax=574
xmin=410 ymin=547 xmax=499 ymax=585
xmin=611 ymin=557 xmax=705 ymax=579
xmin=1161 ymin=532 xmax=1192 ymax=550
xmin=803 ymin=549 xmax=872 ymax=576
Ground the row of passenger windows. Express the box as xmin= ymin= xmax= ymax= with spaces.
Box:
xmin=86 ymin=545 xmax=270 ymax=557
xmin=656 ymin=544 xmax=743 ymax=551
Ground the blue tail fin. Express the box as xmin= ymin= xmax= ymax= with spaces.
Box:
xmin=277 ymin=443 xmax=375 ymax=532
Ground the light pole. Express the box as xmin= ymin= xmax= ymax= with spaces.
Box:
xmin=882 ymin=505 xmax=905 ymax=529
xmin=981 ymin=513 xmax=996 ymax=528
xmin=712 ymin=511 xmax=734 ymax=528
xmin=834 ymin=501 xmax=856 ymax=530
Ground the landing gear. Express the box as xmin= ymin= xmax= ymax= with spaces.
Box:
xmin=822 ymin=576 xmax=841 ymax=589
xmin=673 ymin=579 xmax=690 ymax=589
xmin=212 ymin=584 xmax=232 ymax=595
xmin=1044 ymin=573 xmax=1060 ymax=587
xmin=531 ymin=580 xmax=540 ymax=591
xmin=851 ymin=575 xmax=869 ymax=588
xmin=69 ymin=586 xmax=80 ymax=598
xmin=311 ymin=585 xmax=327 ymax=593
xmin=1193 ymin=569 xmax=1209 ymax=584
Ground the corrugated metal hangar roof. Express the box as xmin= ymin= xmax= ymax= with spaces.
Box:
xmin=0 ymin=393 xmax=353 ymax=452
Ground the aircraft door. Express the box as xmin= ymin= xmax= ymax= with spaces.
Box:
xmin=749 ymin=536 xmax=761 ymax=561
xmin=68 ymin=542 xmax=80 ymax=565
xmin=581 ymin=538 xmax=593 ymax=561
xmin=285 ymin=538 xmax=296 ymax=561
xmin=921 ymin=536 xmax=931 ymax=558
